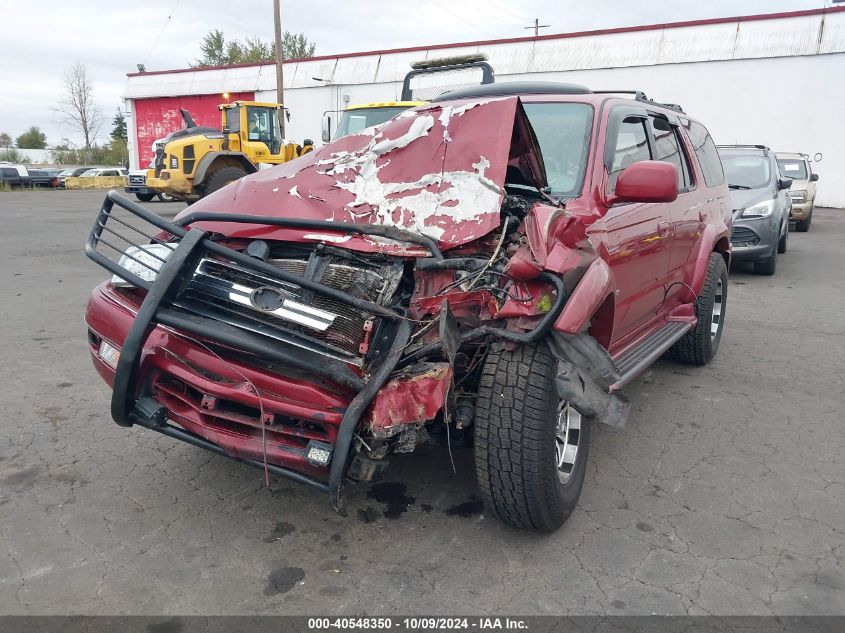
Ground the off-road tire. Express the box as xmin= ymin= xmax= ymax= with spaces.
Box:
xmin=778 ymin=223 xmax=788 ymax=254
xmin=754 ymin=241 xmax=778 ymax=275
xmin=203 ymin=167 xmax=247 ymax=198
xmin=670 ymin=253 xmax=728 ymax=365
xmin=135 ymin=192 xmax=155 ymax=202
xmin=474 ymin=341 xmax=591 ymax=532
xmin=796 ymin=208 xmax=813 ymax=232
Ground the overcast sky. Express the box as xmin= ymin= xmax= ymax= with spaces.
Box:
xmin=1 ymin=0 xmax=831 ymax=146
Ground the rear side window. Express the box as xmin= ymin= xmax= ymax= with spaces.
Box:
xmin=1 ymin=168 xmax=16 ymax=177
xmin=684 ymin=120 xmax=724 ymax=187
xmin=649 ymin=117 xmax=693 ymax=190
xmin=609 ymin=117 xmax=651 ymax=191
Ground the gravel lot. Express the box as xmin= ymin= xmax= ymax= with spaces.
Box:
xmin=0 ymin=189 xmax=842 ymax=615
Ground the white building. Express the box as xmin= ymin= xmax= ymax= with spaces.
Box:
xmin=124 ymin=6 xmax=845 ymax=207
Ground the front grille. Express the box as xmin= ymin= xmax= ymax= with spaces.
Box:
xmin=178 ymin=247 xmax=403 ymax=365
xmin=152 ymin=373 xmax=331 ymax=450
xmin=730 ymin=226 xmax=760 ymax=246
xmin=129 ymin=175 xmax=145 ymax=185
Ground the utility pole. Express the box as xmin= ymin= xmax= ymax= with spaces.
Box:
xmin=524 ymin=18 xmax=550 ymax=37
xmin=273 ymin=0 xmax=286 ymax=137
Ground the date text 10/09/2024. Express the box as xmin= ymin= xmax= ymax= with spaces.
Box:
xmin=307 ymin=618 xmax=529 ymax=630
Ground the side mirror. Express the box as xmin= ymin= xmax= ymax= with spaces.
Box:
xmin=609 ymin=161 xmax=678 ymax=205
xmin=321 ymin=115 xmax=332 ymax=144
xmin=811 ymin=173 xmax=819 ymax=182
xmin=778 ymin=177 xmax=793 ymax=190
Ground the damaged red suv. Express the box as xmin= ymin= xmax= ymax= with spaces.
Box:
xmin=85 ymin=82 xmax=731 ymax=531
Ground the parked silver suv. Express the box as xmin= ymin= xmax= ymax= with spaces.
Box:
xmin=718 ymin=145 xmax=792 ymax=276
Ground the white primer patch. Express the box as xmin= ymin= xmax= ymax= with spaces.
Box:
xmin=302 ymin=233 xmax=352 ymax=243
xmin=289 ymin=185 xmax=302 ymax=199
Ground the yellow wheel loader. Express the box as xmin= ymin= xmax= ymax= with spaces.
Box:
xmin=147 ymin=101 xmax=313 ymax=202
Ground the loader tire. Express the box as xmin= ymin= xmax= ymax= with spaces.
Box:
xmin=204 ymin=167 xmax=247 ymax=198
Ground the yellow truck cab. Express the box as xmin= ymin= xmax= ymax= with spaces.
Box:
xmin=322 ymin=101 xmax=424 ymax=143
xmin=147 ymin=101 xmax=311 ymax=202
xmin=321 ymin=55 xmax=495 ymax=143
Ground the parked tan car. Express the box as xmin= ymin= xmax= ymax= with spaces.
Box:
xmin=776 ymin=152 xmax=819 ymax=232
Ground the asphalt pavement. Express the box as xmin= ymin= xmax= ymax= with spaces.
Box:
xmin=0 ymin=189 xmax=842 ymax=615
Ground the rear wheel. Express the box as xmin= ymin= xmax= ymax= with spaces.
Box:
xmin=203 ymin=166 xmax=247 ymax=198
xmin=135 ymin=192 xmax=155 ymax=202
xmin=474 ymin=341 xmax=591 ymax=532
xmin=156 ymin=191 xmax=175 ymax=202
xmin=671 ymin=253 xmax=728 ymax=365
xmin=796 ymin=208 xmax=813 ymax=232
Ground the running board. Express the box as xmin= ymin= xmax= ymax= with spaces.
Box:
xmin=610 ymin=321 xmax=692 ymax=390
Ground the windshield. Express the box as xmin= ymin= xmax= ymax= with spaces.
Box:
xmin=246 ymin=106 xmax=281 ymax=153
xmin=522 ymin=102 xmax=593 ymax=198
xmin=58 ymin=168 xmax=76 ymax=176
xmin=719 ymin=154 xmax=772 ymax=189
xmin=335 ymin=106 xmax=409 ymax=138
xmin=80 ymin=169 xmax=98 ymax=177
xmin=777 ymin=158 xmax=808 ymax=180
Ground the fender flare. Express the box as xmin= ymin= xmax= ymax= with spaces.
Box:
xmin=193 ymin=152 xmax=257 ymax=186
xmin=554 ymin=257 xmax=615 ymax=334
xmin=688 ymin=224 xmax=722 ymax=300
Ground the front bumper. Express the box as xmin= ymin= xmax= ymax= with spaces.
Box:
xmin=730 ymin=217 xmax=778 ymax=262
xmin=789 ymin=201 xmax=812 ymax=221
xmin=125 ymin=185 xmax=154 ymax=195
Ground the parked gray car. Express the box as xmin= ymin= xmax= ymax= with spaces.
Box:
xmin=718 ymin=145 xmax=792 ymax=275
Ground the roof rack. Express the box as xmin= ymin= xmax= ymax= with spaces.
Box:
xmin=717 ymin=144 xmax=770 ymax=156
xmin=593 ymin=90 xmax=685 ymax=113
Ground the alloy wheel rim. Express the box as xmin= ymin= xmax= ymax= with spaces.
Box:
xmin=711 ymin=278 xmax=724 ymax=340
xmin=555 ymin=402 xmax=582 ymax=485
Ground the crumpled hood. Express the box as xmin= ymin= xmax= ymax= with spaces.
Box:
xmin=177 ymin=96 xmax=547 ymax=251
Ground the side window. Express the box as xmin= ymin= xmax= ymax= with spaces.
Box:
xmin=684 ymin=119 xmax=724 ymax=187
xmin=609 ymin=117 xmax=651 ymax=192
xmin=226 ymin=108 xmax=240 ymax=133
xmin=1 ymin=168 xmax=16 ymax=177
xmin=649 ymin=116 xmax=692 ymax=190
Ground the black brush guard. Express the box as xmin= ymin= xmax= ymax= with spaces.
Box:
xmin=85 ymin=191 xmax=566 ymax=508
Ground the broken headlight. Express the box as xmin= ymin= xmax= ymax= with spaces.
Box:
xmin=111 ymin=243 xmax=178 ymax=288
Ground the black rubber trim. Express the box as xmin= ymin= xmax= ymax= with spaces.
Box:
xmin=132 ymin=416 xmax=329 ymax=493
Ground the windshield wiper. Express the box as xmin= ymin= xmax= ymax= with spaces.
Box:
xmin=728 ymin=184 xmax=751 ymax=190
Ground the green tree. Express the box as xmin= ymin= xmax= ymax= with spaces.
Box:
xmin=0 ymin=132 xmax=11 ymax=148
xmin=281 ymin=32 xmax=316 ymax=59
xmin=16 ymin=126 xmax=47 ymax=149
xmin=192 ymin=30 xmax=315 ymax=67
xmin=0 ymin=148 xmax=30 ymax=163
xmin=111 ymin=109 xmax=127 ymax=143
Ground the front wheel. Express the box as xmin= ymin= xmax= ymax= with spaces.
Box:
xmin=157 ymin=191 xmax=175 ymax=202
xmin=795 ymin=209 xmax=812 ymax=232
xmin=203 ymin=166 xmax=247 ymax=198
xmin=474 ymin=342 xmax=592 ymax=532
xmin=778 ymin=223 xmax=788 ymax=254
xmin=135 ymin=192 xmax=155 ymax=202
xmin=754 ymin=241 xmax=778 ymax=276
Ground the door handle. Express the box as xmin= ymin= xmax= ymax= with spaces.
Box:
xmin=657 ymin=221 xmax=670 ymax=235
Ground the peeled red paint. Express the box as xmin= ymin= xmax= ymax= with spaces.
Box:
xmin=176 ymin=97 xmax=547 ymax=252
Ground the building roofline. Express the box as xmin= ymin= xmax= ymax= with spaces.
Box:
xmin=127 ymin=6 xmax=845 ymax=78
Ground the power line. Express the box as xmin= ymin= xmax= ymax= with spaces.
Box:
xmin=142 ymin=0 xmax=183 ymax=68
xmin=428 ymin=0 xmax=499 ymax=37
